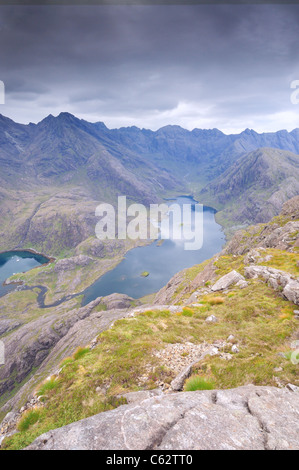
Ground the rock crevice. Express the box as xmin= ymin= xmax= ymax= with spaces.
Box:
xmin=25 ymin=385 xmax=299 ymax=451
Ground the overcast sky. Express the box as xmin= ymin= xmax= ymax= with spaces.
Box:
xmin=0 ymin=4 xmax=299 ymax=133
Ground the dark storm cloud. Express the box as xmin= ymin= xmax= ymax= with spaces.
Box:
xmin=0 ymin=4 xmax=299 ymax=132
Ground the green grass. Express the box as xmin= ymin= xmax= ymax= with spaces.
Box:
xmin=214 ymin=255 xmax=245 ymax=277
xmin=184 ymin=376 xmax=215 ymax=391
xmin=73 ymin=347 xmax=90 ymax=361
xmin=256 ymin=248 xmax=299 ymax=276
xmin=17 ymin=409 xmax=41 ymax=432
xmin=37 ymin=378 xmax=59 ymax=398
xmin=2 ymin=247 xmax=299 ymax=450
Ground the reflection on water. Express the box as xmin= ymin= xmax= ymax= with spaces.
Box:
xmin=82 ymin=196 xmax=225 ymax=304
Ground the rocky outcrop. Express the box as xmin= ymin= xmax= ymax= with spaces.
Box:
xmin=0 ymin=319 xmax=21 ymax=337
xmin=154 ymin=260 xmax=216 ymax=305
xmin=245 ymin=266 xmax=299 ymax=305
xmin=211 ymin=270 xmax=245 ymax=291
xmin=0 ymin=298 xmax=94 ymax=398
xmin=0 ymin=303 xmax=184 ymax=429
xmin=0 ymin=297 xmax=131 ymax=410
xmin=224 ymin=196 xmax=299 ymax=256
xmin=153 ymin=270 xmax=189 ymax=305
xmin=54 ymin=255 xmax=93 ymax=272
xmin=26 ymin=385 xmax=299 ymax=450
xmin=101 ymin=293 xmax=137 ymax=310
xmin=281 ymin=195 xmax=299 ymax=220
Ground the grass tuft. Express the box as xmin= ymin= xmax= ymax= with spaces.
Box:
xmin=73 ymin=347 xmax=90 ymax=361
xmin=184 ymin=375 xmax=215 ymax=391
xmin=17 ymin=409 xmax=41 ymax=432
xmin=36 ymin=377 xmax=58 ymax=398
xmin=207 ymin=297 xmax=225 ymax=305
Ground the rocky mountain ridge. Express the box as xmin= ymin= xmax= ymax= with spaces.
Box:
xmin=1 ymin=113 xmax=299 ymax=257
xmin=200 ymin=148 xmax=299 ymax=232
xmin=2 ymin=112 xmax=299 ymax=188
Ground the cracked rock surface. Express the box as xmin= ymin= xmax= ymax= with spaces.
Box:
xmin=26 ymin=385 xmax=299 ymax=450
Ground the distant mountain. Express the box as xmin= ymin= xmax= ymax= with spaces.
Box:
xmin=1 ymin=112 xmax=299 ymax=250
xmin=0 ymin=112 xmax=182 ymax=204
xmin=199 ymin=147 xmax=299 ymax=232
xmin=92 ymin=124 xmax=299 ymax=185
xmin=1 ymin=112 xmax=299 ymax=192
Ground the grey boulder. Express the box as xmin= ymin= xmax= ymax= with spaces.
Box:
xmin=26 ymin=385 xmax=299 ymax=451
xmin=211 ymin=270 xmax=245 ymax=292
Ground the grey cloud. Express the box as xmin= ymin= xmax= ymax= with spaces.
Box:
xmin=0 ymin=4 xmax=298 ymax=132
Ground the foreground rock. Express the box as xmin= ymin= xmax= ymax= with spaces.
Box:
xmin=26 ymin=385 xmax=299 ymax=450
xmin=0 ymin=303 xmax=186 ymax=435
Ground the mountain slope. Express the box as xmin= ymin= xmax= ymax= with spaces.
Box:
xmin=0 ymin=113 xmax=182 ymax=201
xmin=199 ymin=148 xmax=299 ymax=233
xmin=1 ymin=113 xmax=299 ymax=256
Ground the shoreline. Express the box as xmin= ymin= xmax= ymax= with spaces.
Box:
xmin=1 ymin=249 xmax=55 ymax=290
xmin=81 ymin=197 xmax=225 ymax=306
xmin=0 ymin=248 xmax=55 ymax=265
xmin=0 ymin=196 xmax=226 ymax=306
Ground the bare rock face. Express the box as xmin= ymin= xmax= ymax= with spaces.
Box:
xmin=120 ymin=389 xmax=163 ymax=404
xmin=25 ymin=385 xmax=299 ymax=450
xmin=101 ymin=293 xmax=137 ymax=310
xmin=0 ymin=297 xmax=131 ymax=412
xmin=154 ymin=260 xmax=216 ymax=305
xmin=0 ymin=319 xmax=21 ymax=337
xmin=224 ymin=196 xmax=299 ymax=256
xmin=54 ymin=255 xmax=93 ymax=273
xmin=211 ymin=270 xmax=245 ymax=292
xmin=154 ymin=270 xmax=188 ymax=305
xmin=245 ymin=266 xmax=299 ymax=305
xmin=281 ymin=195 xmax=299 ymax=219
xmin=0 ymin=298 xmax=99 ymax=399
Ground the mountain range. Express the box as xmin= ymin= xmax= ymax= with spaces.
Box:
xmin=0 ymin=112 xmax=299 ymax=254
xmin=2 ymin=112 xmax=299 ymax=188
